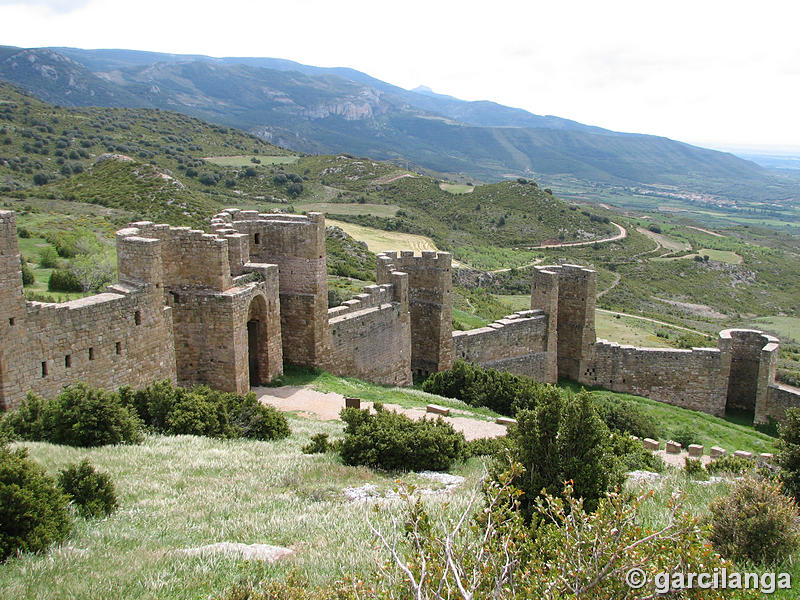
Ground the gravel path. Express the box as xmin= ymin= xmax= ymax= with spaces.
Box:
xmin=254 ymin=386 xmax=507 ymax=441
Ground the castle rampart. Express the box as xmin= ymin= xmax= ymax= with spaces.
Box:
xmin=452 ymin=310 xmax=554 ymax=381
xmin=326 ymin=272 xmax=412 ymax=386
xmin=377 ymin=251 xmax=453 ymax=378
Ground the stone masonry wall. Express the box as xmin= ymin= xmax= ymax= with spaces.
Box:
xmin=452 ymin=310 xmax=555 ymax=381
xmin=581 ymin=340 xmax=731 ymax=415
xmin=377 ymin=251 xmax=453 ymax=378
xmin=326 ymin=272 xmax=412 ymax=386
xmin=761 ymin=384 xmax=800 ymax=424
xmin=1 ymin=211 xmax=177 ymax=410
xmin=723 ymin=329 xmax=779 ymax=413
xmin=211 ymin=210 xmax=328 ymax=369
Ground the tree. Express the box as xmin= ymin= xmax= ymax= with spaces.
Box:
xmin=777 ymin=407 xmax=800 ymax=501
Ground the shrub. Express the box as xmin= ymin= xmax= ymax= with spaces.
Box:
xmin=46 ymin=384 xmax=143 ymax=447
xmin=595 ymin=397 xmax=660 ymax=439
xmin=705 ymin=454 xmax=753 ymax=475
xmin=0 ymin=446 xmax=72 ymax=561
xmin=683 ymin=457 xmax=708 ymax=479
xmin=126 ymin=381 xmax=290 ymax=441
xmin=38 ymin=246 xmax=59 ymax=268
xmin=20 ymin=258 xmax=34 ymax=286
xmin=777 ymin=407 xmax=800 ymax=502
xmin=302 ymin=433 xmax=330 ymax=454
xmin=608 ymin=432 xmax=665 ymax=473
xmin=670 ymin=424 xmax=700 ymax=448
xmin=465 ymin=435 xmax=509 ymax=458
xmin=709 ymin=477 xmax=800 ymax=565
xmin=339 ymin=406 xmax=465 ymax=471
xmin=0 ymin=392 xmax=51 ymax=441
xmin=58 ymin=460 xmax=118 ymax=518
xmin=48 ymin=268 xmax=83 ymax=292
xmin=509 ymin=390 xmax=620 ymax=515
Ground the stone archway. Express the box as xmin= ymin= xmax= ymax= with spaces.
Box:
xmin=247 ymin=295 xmax=270 ymax=387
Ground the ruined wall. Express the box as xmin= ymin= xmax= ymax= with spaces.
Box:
xmin=0 ymin=212 xmax=176 ymax=410
xmin=532 ymin=264 xmax=596 ymax=380
xmin=582 ymin=340 xmax=731 ymax=415
xmin=723 ymin=329 xmax=779 ymax=413
xmin=377 ymin=251 xmax=453 ymax=378
xmin=327 ymin=272 xmax=412 ymax=386
xmin=211 ymin=210 xmax=328 ymax=369
xmin=452 ymin=310 xmax=555 ymax=381
xmin=761 ymin=384 xmax=800 ymax=424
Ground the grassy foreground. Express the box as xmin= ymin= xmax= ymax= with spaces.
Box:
xmin=0 ymin=370 xmax=785 ymax=598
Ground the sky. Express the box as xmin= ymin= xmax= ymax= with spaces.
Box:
xmin=1 ymin=0 xmax=799 ymax=151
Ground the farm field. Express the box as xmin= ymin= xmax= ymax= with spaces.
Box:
xmin=749 ymin=316 xmax=800 ymax=343
xmin=439 ymin=183 xmax=474 ymax=194
xmin=325 ymin=219 xmax=440 ymax=254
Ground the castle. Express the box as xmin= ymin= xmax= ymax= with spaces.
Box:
xmin=2 ymin=208 xmax=799 ymax=424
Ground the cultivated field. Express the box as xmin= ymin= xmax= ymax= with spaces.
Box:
xmin=325 ymin=219 xmax=440 ymax=254
xmin=204 ymin=155 xmax=298 ymax=167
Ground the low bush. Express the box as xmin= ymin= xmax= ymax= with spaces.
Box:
xmin=705 ymin=454 xmax=753 ymax=475
xmin=46 ymin=384 xmax=142 ymax=447
xmin=0 ymin=446 xmax=72 ymax=561
xmin=302 ymin=433 xmax=330 ymax=454
xmin=58 ymin=460 xmax=118 ymax=518
xmin=465 ymin=435 xmax=509 ymax=458
xmin=509 ymin=390 xmax=621 ymax=515
xmin=339 ymin=405 xmax=465 ymax=471
xmin=709 ymin=477 xmax=800 ymax=565
xmin=608 ymin=432 xmax=665 ymax=473
xmin=683 ymin=457 xmax=708 ymax=479
xmin=595 ymin=397 xmax=660 ymax=439
xmin=670 ymin=424 xmax=700 ymax=448
xmin=422 ymin=360 xmax=553 ymax=416
xmin=124 ymin=381 xmax=290 ymax=441
xmin=1 ymin=385 xmax=142 ymax=447
xmin=20 ymin=258 xmax=34 ymax=286
xmin=48 ymin=268 xmax=83 ymax=292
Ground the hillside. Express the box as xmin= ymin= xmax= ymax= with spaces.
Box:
xmin=1 ymin=46 xmax=796 ymax=208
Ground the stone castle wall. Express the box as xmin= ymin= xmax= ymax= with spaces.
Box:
xmin=581 ymin=340 xmax=731 ymax=415
xmin=452 ymin=310 xmax=555 ymax=381
xmin=762 ymin=384 xmax=800 ymax=424
xmin=211 ymin=210 xmax=328 ymax=369
xmin=377 ymin=251 xmax=453 ymax=378
xmin=326 ymin=272 xmax=412 ymax=386
xmin=1 ymin=211 xmax=176 ymax=409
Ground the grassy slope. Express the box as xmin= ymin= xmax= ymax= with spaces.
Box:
xmin=0 ymin=368 xmax=786 ymax=599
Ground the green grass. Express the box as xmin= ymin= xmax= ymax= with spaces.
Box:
xmin=204 ymin=155 xmax=298 ymax=167
xmin=0 ymin=430 xmax=486 ymax=599
xmin=595 ymin=311 xmax=673 ymax=347
xmin=439 ymin=183 xmax=474 ymax=194
xmin=749 ymin=316 xmax=800 ymax=343
xmin=697 ymin=248 xmax=743 ymax=264
xmin=453 ymin=308 xmax=490 ymax=330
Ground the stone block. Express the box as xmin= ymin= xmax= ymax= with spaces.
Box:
xmin=734 ymin=450 xmax=754 ymax=460
xmin=665 ymin=440 xmax=682 ymax=454
xmin=345 ymin=397 xmax=361 ymax=409
xmin=495 ymin=417 xmax=517 ymax=426
xmin=710 ymin=446 xmax=726 ymax=458
xmin=642 ymin=438 xmax=660 ymax=451
xmin=759 ymin=452 xmax=774 ymax=462
xmin=426 ymin=404 xmax=450 ymax=416
xmin=687 ymin=444 xmax=704 ymax=458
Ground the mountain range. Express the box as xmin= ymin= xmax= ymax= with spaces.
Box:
xmin=0 ymin=45 xmax=797 ymax=204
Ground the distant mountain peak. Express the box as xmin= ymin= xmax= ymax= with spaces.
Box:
xmin=412 ymin=85 xmax=434 ymax=94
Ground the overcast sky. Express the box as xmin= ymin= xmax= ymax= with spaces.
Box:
xmin=1 ymin=0 xmax=799 ymax=151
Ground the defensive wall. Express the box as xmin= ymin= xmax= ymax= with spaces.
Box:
xmin=3 ymin=205 xmax=800 ymax=424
